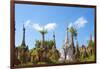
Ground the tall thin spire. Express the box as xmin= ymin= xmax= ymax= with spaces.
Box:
xmin=66 ymin=27 xmax=69 ymax=43
xmin=65 ymin=27 xmax=69 ymax=48
xmin=21 ymin=24 xmax=26 ymax=46
xmin=90 ymin=34 xmax=92 ymax=41
xmin=53 ymin=32 xmax=56 ymax=48
xmin=53 ymin=32 xmax=55 ymax=41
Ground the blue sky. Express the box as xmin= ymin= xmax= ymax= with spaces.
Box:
xmin=15 ymin=4 xmax=95 ymax=49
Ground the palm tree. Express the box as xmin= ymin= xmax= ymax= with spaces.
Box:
xmin=39 ymin=28 xmax=47 ymax=48
xmin=69 ymin=27 xmax=77 ymax=53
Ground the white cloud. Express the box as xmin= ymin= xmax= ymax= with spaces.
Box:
xmin=68 ymin=16 xmax=88 ymax=29
xmin=32 ymin=23 xmax=57 ymax=31
xmin=68 ymin=22 xmax=73 ymax=28
xmin=32 ymin=23 xmax=43 ymax=31
xmin=44 ymin=23 xmax=57 ymax=31
xmin=74 ymin=17 xmax=88 ymax=29
xmin=24 ymin=20 xmax=31 ymax=28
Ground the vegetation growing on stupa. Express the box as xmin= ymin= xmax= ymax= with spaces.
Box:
xmin=15 ymin=25 xmax=95 ymax=66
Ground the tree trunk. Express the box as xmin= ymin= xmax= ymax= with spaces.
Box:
xmin=71 ymin=34 xmax=73 ymax=47
xmin=41 ymin=33 xmax=45 ymax=48
xmin=71 ymin=34 xmax=75 ymax=54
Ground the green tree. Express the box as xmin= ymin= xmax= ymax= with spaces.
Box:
xmin=88 ymin=39 xmax=95 ymax=55
xmin=49 ymin=49 xmax=60 ymax=63
xmin=35 ymin=40 xmax=41 ymax=48
xmin=31 ymin=40 xmax=60 ymax=64
xmin=31 ymin=48 xmax=44 ymax=63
